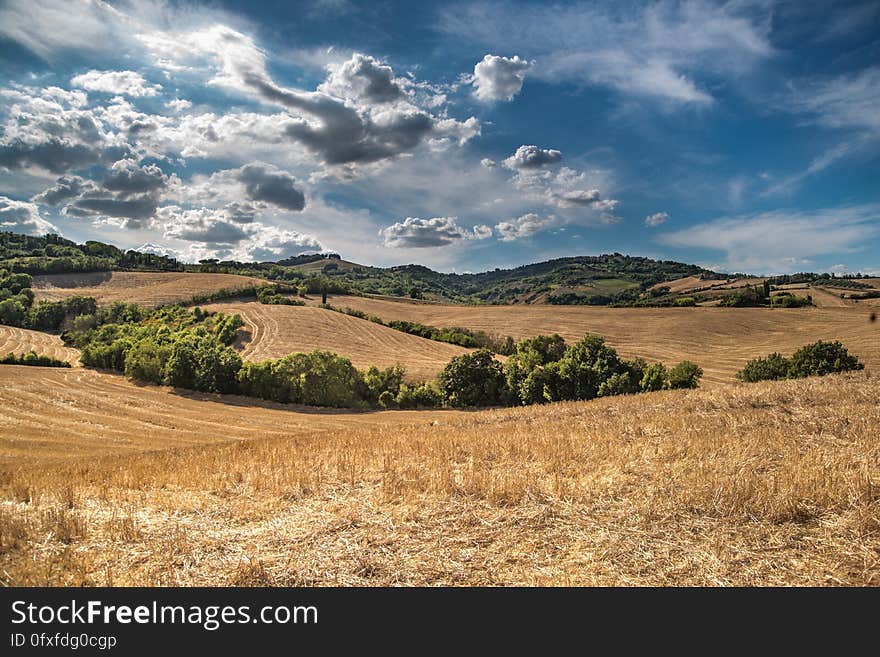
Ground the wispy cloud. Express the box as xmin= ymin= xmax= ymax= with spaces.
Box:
xmin=439 ymin=0 xmax=774 ymax=105
xmin=660 ymin=205 xmax=880 ymax=273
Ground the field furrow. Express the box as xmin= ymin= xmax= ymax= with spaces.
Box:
xmin=313 ymin=296 xmax=880 ymax=385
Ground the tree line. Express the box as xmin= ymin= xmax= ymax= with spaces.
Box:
xmin=321 ymin=303 xmax=517 ymax=354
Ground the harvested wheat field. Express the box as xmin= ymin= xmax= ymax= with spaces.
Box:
xmin=0 ymin=366 xmax=464 ymax=462
xmin=649 ymin=275 xmax=729 ymax=294
xmin=0 ymin=369 xmax=876 ymax=586
xmin=0 ymin=325 xmax=81 ymax=365
xmin=316 ymin=296 xmax=880 ymax=385
xmin=202 ymin=300 xmax=469 ymax=380
xmin=32 ymin=271 xmax=265 ymax=307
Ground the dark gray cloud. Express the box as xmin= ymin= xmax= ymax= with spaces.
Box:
xmin=237 ymin=163 xmax=305 ymax=211
xmin=223 ymin=201 xmax=260 ymax=224
xmin=31 ymin=175 xmax=94 ymax=205
xmin=0 ymin=139 xmax=131 ymax=174
xmin=0 ymin=87 xmax=133 ymax=174
xmin=64 ymin=195 xmax=159 ymax=222
xmin=148 ymin=26 xmax=477 ymax=167
xmin=160 ymin=206 xmax=250 ymax=244
xmin=102 ymin=159 xmax=168 ymax=197
xmin=503 ymin=144 xmax=562 ymax=169
xmin=556 ymin=189 xmax=601 ymax=206
xmin=248 ymin=74 xmax=438 ymax=165
xmin=44 ymin=160 xmax=171 ymax=227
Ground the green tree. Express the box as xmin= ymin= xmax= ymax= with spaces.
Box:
xmin=124 ymin=339 xmax=171 ymax=384
xmin=438 ymin=349 xmax=508 ymax=407
xmin=667 ymin=361 xmax=703 ymax=389
xmin=0 ymin=298 xmax=26 ymax=326
xmin=735 ymin=353 xmax=790 ymax=382
xmin=640 ymin=362 xmax=668 ymax=392
xmin=363 ymin=364 xmax=405 ymax=405
xmin=395 ymin=382 xmax=443 ymax=409
xmin=164 ymin=330 xmax=242 ymax=393
xmin=504 ymin=334 xmax=567 ymax=405
xmin=786 ymin=341 xmax=863 ymax=378
xmin=552 ymin=334 xmax=629 ymax=401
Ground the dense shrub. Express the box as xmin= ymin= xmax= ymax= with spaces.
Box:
xmin=771 ymin=293 xmax=812 ymax=308
xmin=0 ymin=298 xmax=26 ymax=326
xmin=237 ymin=351 xmax=368 ymax=407
xmin=256 ymin=285 xmax=305 ymax=306
xmin=395 ymin=382 xmax=443 ymax=409
xmin=363 ymin=364 xmax=405 ymax=406
xmin=123 ymin=339 xmax=171 ymax=384
xmin=787 ymin=341 xmax=863 ymax=378
xmin=667 ymin=361 xmax=703 ymax=389
xmin=26 ymin=296 xmax=97 ymax=331
xmin=639 ymin=362 xmax=668 ymax=392
xmin=213 ymin=313 xmax=245 ymax=345
xmin=504 ymin=334 xmax=567 ymax=405
xmin=736 ymin=341 xmax=863 ymax=382
xmin=552 ymin=335 xmax=639 ymax=401
xmin=438 ymin=349 xmax=508 ymax=407
xmin=720 ymin=287 xmax=768 ymax=307
xmin=164 ymin=329 xmax=242 ymax=393
xmin=1 ymin=351 xmax=71 ymax=368
xmin=735 ymin=352 xmax=790 ymax=382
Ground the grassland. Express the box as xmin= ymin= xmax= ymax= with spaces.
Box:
xmin=0 ymin=367 xmax=876 ymax=586
xmin=32 ymin=271 xmax=265 ymax=307
xmin=0 ymin=325 xmax=81 ymax=365
xmin=202 ymin=300 xmax=469 ymax=380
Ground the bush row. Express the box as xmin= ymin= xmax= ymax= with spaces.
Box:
xmin=1 ymin=269 xmax=102 ymax=331
xmin=0 ymin=351 xmax=71 ymax=368
xmin=736 ymin=341 xmax=863 ymax=382
xmin=321 ymin=303 xmax=516 ymax=354
xmin=438 ymin=335 xmax=703 ymax=408
xmin=65 ymin=297 xmax=702 ymax=409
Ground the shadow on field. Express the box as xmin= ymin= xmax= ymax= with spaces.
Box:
xmin=167 ymin=387 xmax=385 ymax=416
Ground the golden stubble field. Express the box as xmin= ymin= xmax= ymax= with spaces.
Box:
xmin=0 ymin=366 xmax=877 ymax=586
xmin=32 ymin=271 xmax=265 ymax=307
xmin=3 ymin=273 xmax=879 ymax=587
xmin=202 ymin=300 xmax=469 ymax=380
xmin=0 ymin=325 xmax=81 ymax=365
xmin=313 ymin=295 xmax=880 ymax=385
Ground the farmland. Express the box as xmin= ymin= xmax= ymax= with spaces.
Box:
xmin=32 ymin=271 xmax=265 ymax=307
xmin=0 ymin=325 xmax=81 ymax=365
xmin=0 ymin=367 xmax=876 ymax=586
xmin=2 ymin=266 xmax=879 ymax=587
xmin=202 ymin=300 xmax=469 ymax=380
xmin=311 ymin=295 xmax=880 ymax=385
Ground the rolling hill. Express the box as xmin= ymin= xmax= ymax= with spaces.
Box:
xmin=32 ymin=271 xmax=265 ymax=307
xmin=0 ymin=325 xmax=81 ymax=365
xmin=202 ymin=300 xmax=469 ymax=380
xmin=314 ymin=294 xmax=880 ymax=385
xmin=1 ymin=367 xmax=876 ymax=585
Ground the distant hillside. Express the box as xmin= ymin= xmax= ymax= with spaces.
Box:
xmin=4 ymin=230 xmax=876 ymax=306
xmin=1 ymin=231 xmax=182 ymax=274
xmin=300 ymin=254 xmax=726 ymax=304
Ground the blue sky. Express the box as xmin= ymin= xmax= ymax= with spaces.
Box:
xmin=0 ymin=0 xmax=878 ymax=274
